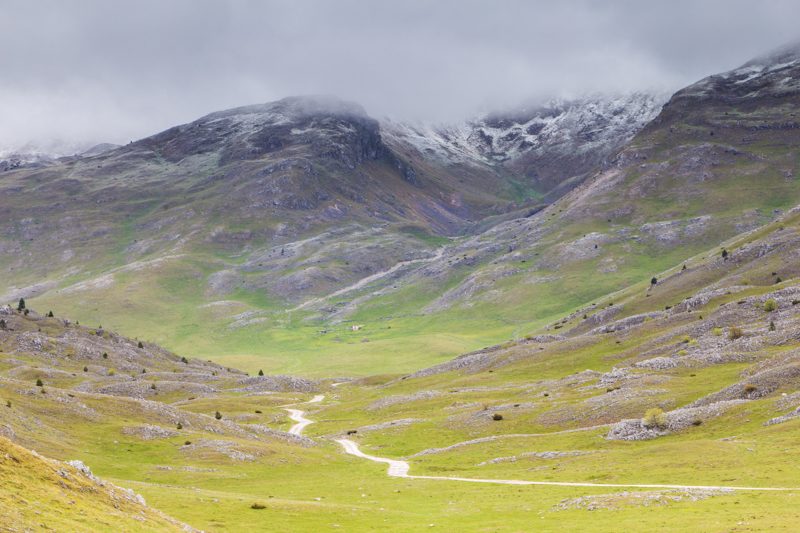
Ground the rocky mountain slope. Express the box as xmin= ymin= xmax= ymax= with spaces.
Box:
xmin=384 ymin=91 xmax=667 ymax=200
xmin=275 ymin=44 xmax=800 ymax=371
xmin=0 ymin=90 xmax=667 ymax=373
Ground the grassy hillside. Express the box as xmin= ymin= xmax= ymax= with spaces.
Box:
xmin=2 ymin=203 xmax=800 ymax=530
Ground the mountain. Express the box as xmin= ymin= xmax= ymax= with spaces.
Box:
xmin=0 ymin=92 xmax=663 ymax=374
xmin=384 ymin=92 xmax=667 ymax=201
xmin=4 ymin=43 xmax=800 ymax=532
xmin=268 ymin=44 xmax=800 ymax=372
xmin=3 ymin=44 xmax=799 ymax=377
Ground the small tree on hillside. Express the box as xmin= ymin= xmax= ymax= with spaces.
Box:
xmin=721 ymin=249 xmax=729 ymax=260
xmin=17 ymin=298 xmax=25 ymax=311
xmin=650 ymin=277 xmax=658 ymax=286
xmin=137 ymin=341 xmax=144 ymax=349
xmin=0 ymin=319 xmax=6 ymax=330
xmin=47 ymin=311 xmax=54 ymax=317
xmin=215 ymin=411 xmax=222 ymax=420
xmin=258 ymin=369 xmax=264 ymax=376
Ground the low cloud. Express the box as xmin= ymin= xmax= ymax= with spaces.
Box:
xmin=1 ymin=0 xmax=799 ymax=148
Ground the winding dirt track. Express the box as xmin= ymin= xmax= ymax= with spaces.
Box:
xmin=291 ymin=395 xmax=797 ymax=492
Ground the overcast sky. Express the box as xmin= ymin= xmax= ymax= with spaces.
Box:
xmin=1 ymin=0 xmax=799 ymax=150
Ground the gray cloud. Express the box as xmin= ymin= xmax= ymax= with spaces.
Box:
xmin=1 ymin=0 xmax=799 ymax=148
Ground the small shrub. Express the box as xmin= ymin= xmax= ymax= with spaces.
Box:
xmin=184 ymin=440 xmax=192 ymax=445
xmin=255 ymin=410 xmax=262 ymax=414
xmin=108 ymin=369 xmax=115 ymax=376
xmin=47 ymin=311 xmax=54 ymax=317
xmin=492 ymin=413 xmax=504 ymax=421
xmin=83 ymin=366 xmax=88 ymax=372
xmin=137 ymin=341 xmax=144 ymax=349
xmin=642 ymin=407 xmax=667 ymax=429
xmin=681 ymin=335 xmax=691 ymax=344
xmin=176 ymin=422 xmax=183 ymax=430
xmin=764 ymin=299 xmax=778 ymax=312
xmin=743 ymin=384 xmax=758 ymax=394
xmin=102 ymin=352 xmax=108 ymax=359
xmin=711 ymin=327 xmax=723 ymax=336
xmin=0 ymin=319 xmax=5 ymax=330
xmin=35 ymin=379 xmax=43 ymax=387
xmin=258 ymin=369 xmax=264 ymax=376
xmin=17 ymin=298 xmax=25 ymax=311
xmin=5 ymin=400 xmax=11 ymax=408
xmin=792 ymin=299 xmax=800 ymax=306
xmin=215 ymin=411 xmax=222 ymax=420
xmin=728 ymin=327 xmax=744 ymax=340
xmin=181 ymin=356 xmax=188 ymax=364
xmin=150 ymin=384 xmax=157 ymax=390
xmin=769 ymin=321 xmax=776 ymax=332
xmin=775 ymin=277 xmax=783 ymax=284
xmin=721 ymin=249 xmax=728 ymax=260
xmin=691 ymin=419 xmax=703 ymax=426
xmin=141 ymin=368 xmax=147 ymax=374
xmin=251 ymin=503 xmax=266 ymax=510
xmin=650 ymin=276 xmax=658 ymax=286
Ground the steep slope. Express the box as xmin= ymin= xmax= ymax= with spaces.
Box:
xmin=0 ymin=436 xmax=191 ymax=531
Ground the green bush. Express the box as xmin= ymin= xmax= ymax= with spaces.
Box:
xmin=711 ymin=327 xmax=723 ymax=336
xmin=729 ymin=327 xmax=744 ymax=340
xmin=642 ymin=408 xmax=667 ymax=429
xmin=35 ymin=378 xmax=43 ymax=387
xmin=215 ymin=411 xmax=222 ymax=420
xmin=764 ymin=299 xmax=778 ymax=312
xmin=492 ymin=413 xmax=504 ymax=421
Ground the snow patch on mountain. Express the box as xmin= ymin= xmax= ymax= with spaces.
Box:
xmin=382 ymin=92 xmax=667 ymax=168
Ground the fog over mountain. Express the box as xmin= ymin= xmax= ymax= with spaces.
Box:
xmin=1 ymin=0 xmax=799 ymax=150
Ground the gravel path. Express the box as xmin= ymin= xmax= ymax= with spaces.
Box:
xmin=292 ymin=396 xmax=797 ymax=492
